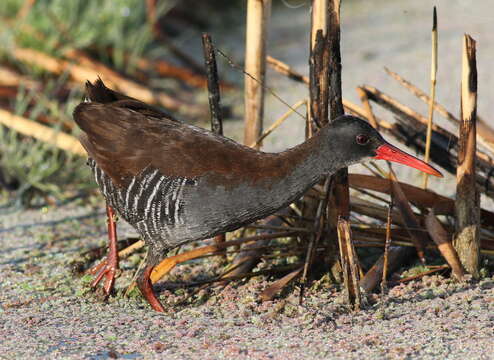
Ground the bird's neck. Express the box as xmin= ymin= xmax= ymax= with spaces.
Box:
xmin=184 ymin=127 xmax=343 ymax=239
xmin=270 ymin=126 xmax=340 ymax=206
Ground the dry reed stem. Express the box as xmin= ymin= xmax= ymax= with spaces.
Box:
xmin=356 ymin=87 xmax=379 ymax=129
xmin=86 ymin=239 xmax=145 ymax=276
xmin=425 ymin=210 xmax=465 ymax=280
xmin=388 ymin=168 xmax=427 ymax=262
xmin=149 ymin=231 xmax=299 ymax=285
xmin=382 ymin=202 xmax=393 ymax=292
xmin=349 ymin=174 xmax=451 ymax=213
xmin=13 ymin=47 xmax=202 ymax=115
xmin=136 ymin=57 xmax=224 ymax=90
xmin=16 ymin=0 xmax=36 ymax=21
xmin=250 ymin=99 xmax=306 ymax=147
xmin=397 ymin=265 xmax=449 ymax=283
xmin=337 ymin=217 xmax=361 ymax=309
xmin=0 ymin=108 xmax=85 ymax=155
xmin=260 ymin=266 xmax=303 ymax=302
xmin=266 ymin=56 xmax=309 ymax=84
xmin=352 ymin=228 xmax=494 ymax=256
xmin=384 ymin=67 xmax=494 ymax=154
xmin=454 ymin=34 xmax=480 ymax=278
xmin=172 ymin=264 xmax=304 ymax=290
xmin=423 ymin=6 xmax=438 ymax=189
xmin=0 ymin=66 xmax=39 ymax=88
xmin=360 ymin=246 xmax=414 ymax=293
xmin=361 ymin=84 xmax=494 ymax=196
xmin=350 ymin=197 xmax=406 ymax=227
xmin=264 ymin=56 xmax=387 ymax=131
xmin=244 ymin=0 xmax=271 ymax=149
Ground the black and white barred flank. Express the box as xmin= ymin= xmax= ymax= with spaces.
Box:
xmin=88 ymin=159 xmax=196 ymax=248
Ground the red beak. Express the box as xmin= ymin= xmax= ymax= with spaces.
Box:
xmin=374 ymin=143 xmax=443 ymax=177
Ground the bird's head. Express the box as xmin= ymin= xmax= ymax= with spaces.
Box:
xmin=324 ymin=115 xmax=442 ymax=177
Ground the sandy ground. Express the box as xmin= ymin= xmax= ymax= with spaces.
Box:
xmin=0 ymin=202 xmax=493 ymax=359
xmin=2 ymin=1 xmax=494 ymax=359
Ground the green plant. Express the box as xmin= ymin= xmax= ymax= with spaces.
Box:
xmin=1 ymin=0 xmax=176 ymax=72
xmin=0 ymin=80 xmax=93 ymax=207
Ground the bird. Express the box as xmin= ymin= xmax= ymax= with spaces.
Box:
xmin=74 ymin=79 xmax=442 ymax=312
xmin=79 ymin=79 xmax=178 ymax=297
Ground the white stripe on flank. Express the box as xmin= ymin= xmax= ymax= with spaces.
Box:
xmin=94 ymin=166 xmax=101 ymax=186
xmin=125 ymin=176 xmax=136 ymax=210
xmin=133 ymin=169 xmax=158 ymax=213
xmin=145 ymin=174 xmax=165 ymax=219
xmin=101 ymin=174 xmax=108 ymax=198
xmin=173 ymin=178 xmax=188 ymax=224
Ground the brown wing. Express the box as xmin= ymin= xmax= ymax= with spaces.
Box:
xmin=74 ymin=102 xmax=304 ymax=188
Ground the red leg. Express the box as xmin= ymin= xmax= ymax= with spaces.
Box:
xmin=137 ymin=264 xmax=165 ymax=312
xmin=91 ymin=204 xmax=119 ymax=295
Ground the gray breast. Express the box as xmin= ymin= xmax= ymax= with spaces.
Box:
xmin=88 ymin=159 xmax=197 ymax=249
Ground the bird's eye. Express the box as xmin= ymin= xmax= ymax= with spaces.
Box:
xmin=356 ymin=134 xmax=369 ymax=145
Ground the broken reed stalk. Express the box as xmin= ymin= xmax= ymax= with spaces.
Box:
xmin=244 ymin=0 xmax=271 ymax=149
xmin=202 ymin=33 xmax=223 ymax=135
xmin=327 ymin=0 xmax=349 ymax=219
xmin=337 ymin=217 xmax=361 ymax=310
xmin=327 ymin=0 xmax=344 ymax=121
xmin=423 ymin=6 xmax=438 ymax=190
xmin=309 ymin=30 xmax=329 ymax=129
xmin=454 ymin=34 xmax=480 ymax=278
xmin=174 ymin=263 xmax=304 ymax=290
xmin=201 ymin=33 xmax=227 ymax=257
xmin=311 ymin=0 xmax=328 ymax=48
xmin=309 ymin=0 xmax=329 ymax=129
